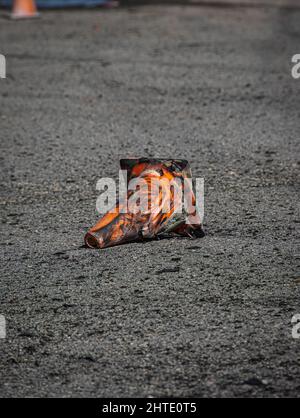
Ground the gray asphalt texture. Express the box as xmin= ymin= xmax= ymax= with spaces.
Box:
xmin=0 ymin=4 xmax=300 ymax=398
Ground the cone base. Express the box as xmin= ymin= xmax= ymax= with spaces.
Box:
xmin=11 ymin=12 xmax=39 ymax=20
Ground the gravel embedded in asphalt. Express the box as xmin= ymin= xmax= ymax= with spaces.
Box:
xmin=0 ymin=4 xmax=299 ymax=397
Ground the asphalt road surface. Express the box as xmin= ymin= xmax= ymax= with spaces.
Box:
xmin=0 ymin=3 xmax=300 ymax=398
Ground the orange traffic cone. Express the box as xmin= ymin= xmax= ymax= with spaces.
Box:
xmin=11 ymin=0 xmax=39 ymax=19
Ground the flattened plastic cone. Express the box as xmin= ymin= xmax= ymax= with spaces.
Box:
xmin=11 ymin=0 xmax=39 ymax=19
xmin=85 ymin=159 xmax=204 ymax=250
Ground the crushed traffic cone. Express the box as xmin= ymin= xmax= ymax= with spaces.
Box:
xmin=85 ymin=159 xmax=205 ymax=249
xmin=11 ymin=0 xmax=39 ymax=20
